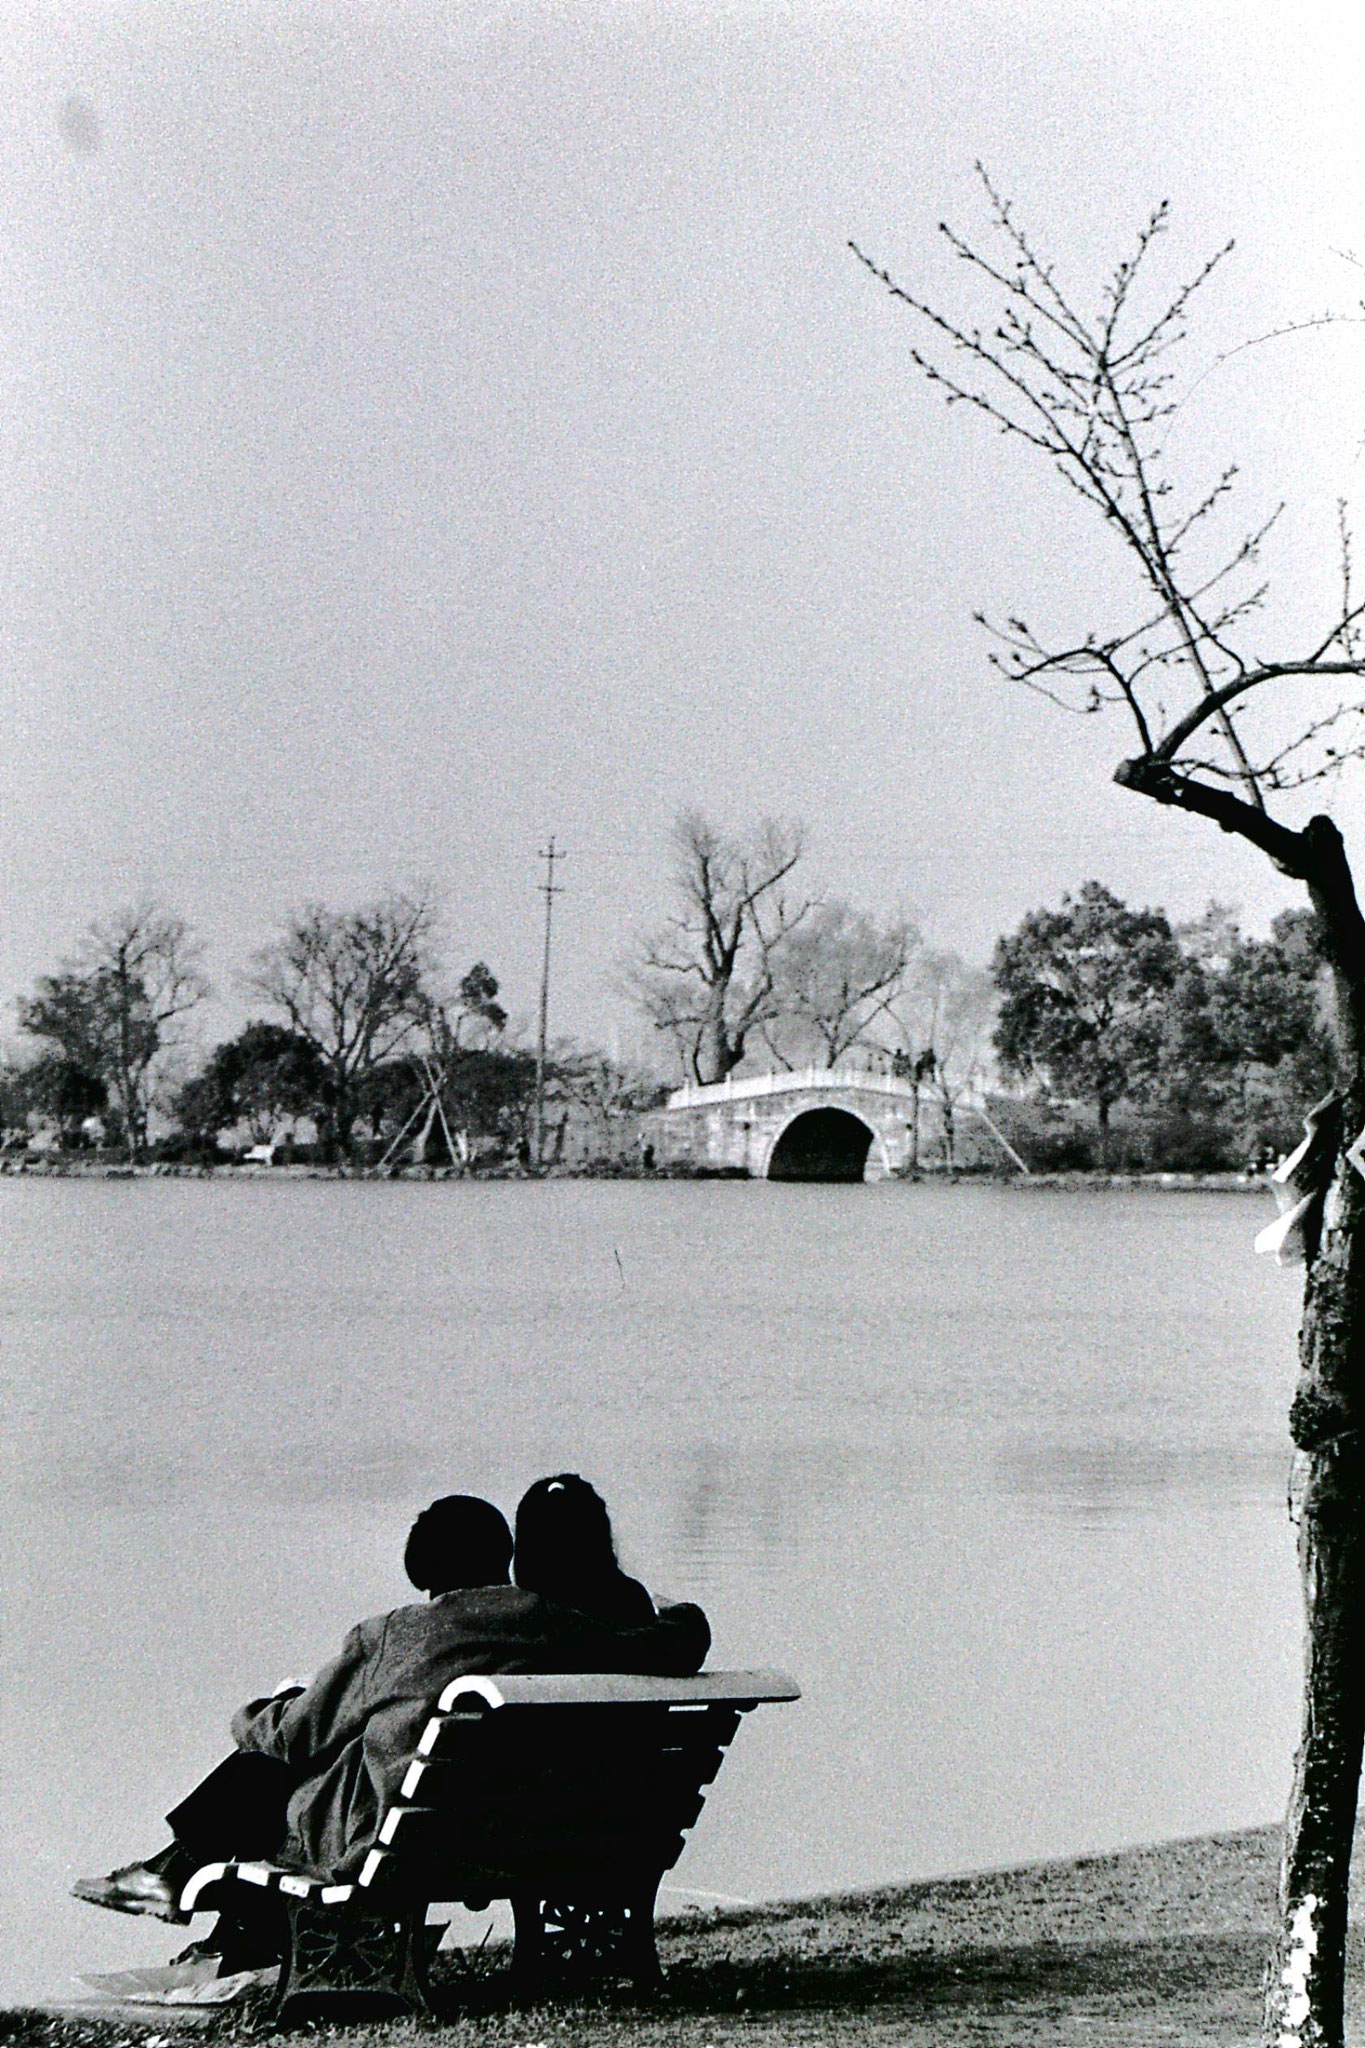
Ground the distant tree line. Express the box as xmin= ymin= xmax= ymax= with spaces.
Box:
xmin=0 ymin=889 xmax=663 ymax=1167
xmin=9 ymin=904 xmax=211 ymax=1161
xmin=0 ymin=833 xmax=1335 ymax=1175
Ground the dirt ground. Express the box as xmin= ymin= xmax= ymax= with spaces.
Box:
xmin=11 ymin=1824 xmax=1365 ymax=2048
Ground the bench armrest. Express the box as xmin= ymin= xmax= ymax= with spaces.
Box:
xmin=436 ymin=1669 xmax=800 ymax=1713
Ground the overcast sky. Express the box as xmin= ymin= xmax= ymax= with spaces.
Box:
xmin=3 ymin=1 xmax=1364 ymax=1062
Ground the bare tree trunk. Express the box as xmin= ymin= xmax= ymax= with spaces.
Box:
xmin=1267 ymin=1113 xmax=1365 ymax=2048
xmin=697 ymin=1007 xmax=741 ymax=1086
xmin=1246 ymin=826 xmax=1365 ymax=2048
xmin=319 ymin=1102 xmax=353 ymax=1163
xmin=124 ymin=1071 xmax=149 ymax=1163
xmin=114 ymin=1047 xmax=140 ymax=1162
xmin=413 ymin=1096 xmax=438 ymax=1165
xmin=1269 ymin=1461 xmax=1365 ymax=2046
xmin=328 ymin=1070 xmax=356 ymax=1161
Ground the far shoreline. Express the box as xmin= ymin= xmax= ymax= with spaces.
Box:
xmin=0 ymin=1159 xmax=1275 ymax=1192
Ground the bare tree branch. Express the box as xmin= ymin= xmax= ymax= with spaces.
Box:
xmin=852 ymin=173 xmax=1365 ymax=825
xmin=623 ymin=812 xmax=811 ymax=1082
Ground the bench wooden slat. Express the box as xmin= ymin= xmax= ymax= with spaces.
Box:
xmin=359 ymin=1832 xmax=691 ymax=1893
xmin=404 ymin=1746 xmax=728 ymax=1806
xmin=415 ymin=1710 xmax=740 ymax=1772
xmin=374 ymin=1802 xmax=695 ymax=1867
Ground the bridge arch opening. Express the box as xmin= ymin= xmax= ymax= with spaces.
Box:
xmin=766 ymin=1107 xmax=875 ymax=1183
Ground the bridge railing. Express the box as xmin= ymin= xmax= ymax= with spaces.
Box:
xmin=664 ymin=1066 xmax=923 ymax=1109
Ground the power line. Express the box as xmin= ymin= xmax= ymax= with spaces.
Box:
xmin=532 ymin=836 xmax=564 ymax=1168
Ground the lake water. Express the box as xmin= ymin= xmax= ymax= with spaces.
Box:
xmin=0 ymin=1176 xmax=1305 ymax=2004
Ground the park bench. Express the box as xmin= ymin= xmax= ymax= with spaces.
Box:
xmin=178 ymin=1667 xmax=799 ymax=2021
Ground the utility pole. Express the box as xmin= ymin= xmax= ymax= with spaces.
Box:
xmin=533 ymin=836 xmax=563 ymax=1168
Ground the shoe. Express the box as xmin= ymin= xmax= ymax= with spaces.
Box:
xmin=174 ymin=1930 xmax=282 ymax=1975
xmin=168 ymin=1940 xmax=220 ymax=1967
xmin=72 ymin=1860 xmax=192 ymax=1923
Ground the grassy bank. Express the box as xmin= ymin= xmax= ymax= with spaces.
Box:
xmin=13 ymin=1823 xmax=1365 ymax=2048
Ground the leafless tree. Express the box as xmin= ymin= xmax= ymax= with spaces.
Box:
xmin=246 ymin=889 xmax=440 ymax=1157
xmin=626 ymin=810 xmax=810 ymax=1083
xmin=854 ymin=169 xmax=1365 ymax=2046
xmin=893 ymin=950 xmax=997 ymax=1167
xmin=19 ymin=901 xmax=209 ymax=1160
xmin=763 ymin=900 xmax=916 ymax=1068
xmin=553 ymin=1048 xmax=667 ymax=1163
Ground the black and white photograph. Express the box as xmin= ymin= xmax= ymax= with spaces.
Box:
xmin=3 ymin=4 xmax=1365 ymax=2042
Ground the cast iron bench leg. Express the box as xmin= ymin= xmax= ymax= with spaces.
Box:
xmin=510 ymin=1876 xmax=663 ymax=1997
xmin=275 ymin=1898 xmax=434 ymax=2023
xmin=625 ymin=1875 xmax=665 ymax=1994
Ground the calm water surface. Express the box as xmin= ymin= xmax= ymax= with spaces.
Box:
xmin=0 ymin=1178 xmax=1303 ymax=2001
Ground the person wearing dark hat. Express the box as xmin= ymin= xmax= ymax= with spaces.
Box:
xmin=73 ymin=1491 xmax=707 ymax=1950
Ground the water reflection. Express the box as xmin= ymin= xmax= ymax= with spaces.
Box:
xmin=668 ymin=1439 xmax=864 ymax=1585
xmin=997 ymin=1434 xmax=1292 ymax=1518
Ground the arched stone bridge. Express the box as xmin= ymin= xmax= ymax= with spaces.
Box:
xmin=646 ymin=1067 xmax=924 ymax=1182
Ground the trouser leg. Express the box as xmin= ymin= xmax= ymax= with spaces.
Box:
xmin=165 ymin=1752 xmax=297 ymax=1966
xmin=166 ymin=1751 xmax=296 ymax=1861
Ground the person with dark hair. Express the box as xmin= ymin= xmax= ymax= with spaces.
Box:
xmin=74 ymin=1488 xmax=708 ymax=1963
xmin=404 ymin=1490 xmax=512 ymax=1592
xmin=514 ymin=1474 xmax=710 ymax=1670
xmin=515 ymin=1473 xmax=657 ymax=1626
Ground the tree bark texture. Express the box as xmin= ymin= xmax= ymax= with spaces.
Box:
xmin=697 ymin=1006 xmax=741 ymax=1087
xmin=1267 ymin=1097 xmax=1365 ymax=2048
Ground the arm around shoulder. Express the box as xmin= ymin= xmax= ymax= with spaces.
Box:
xmin=644 ymin=1599 xmax=711 ymax=1676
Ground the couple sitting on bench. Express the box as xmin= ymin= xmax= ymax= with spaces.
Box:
xmin=74 ymin=1475 xmax=710 ymax=1976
